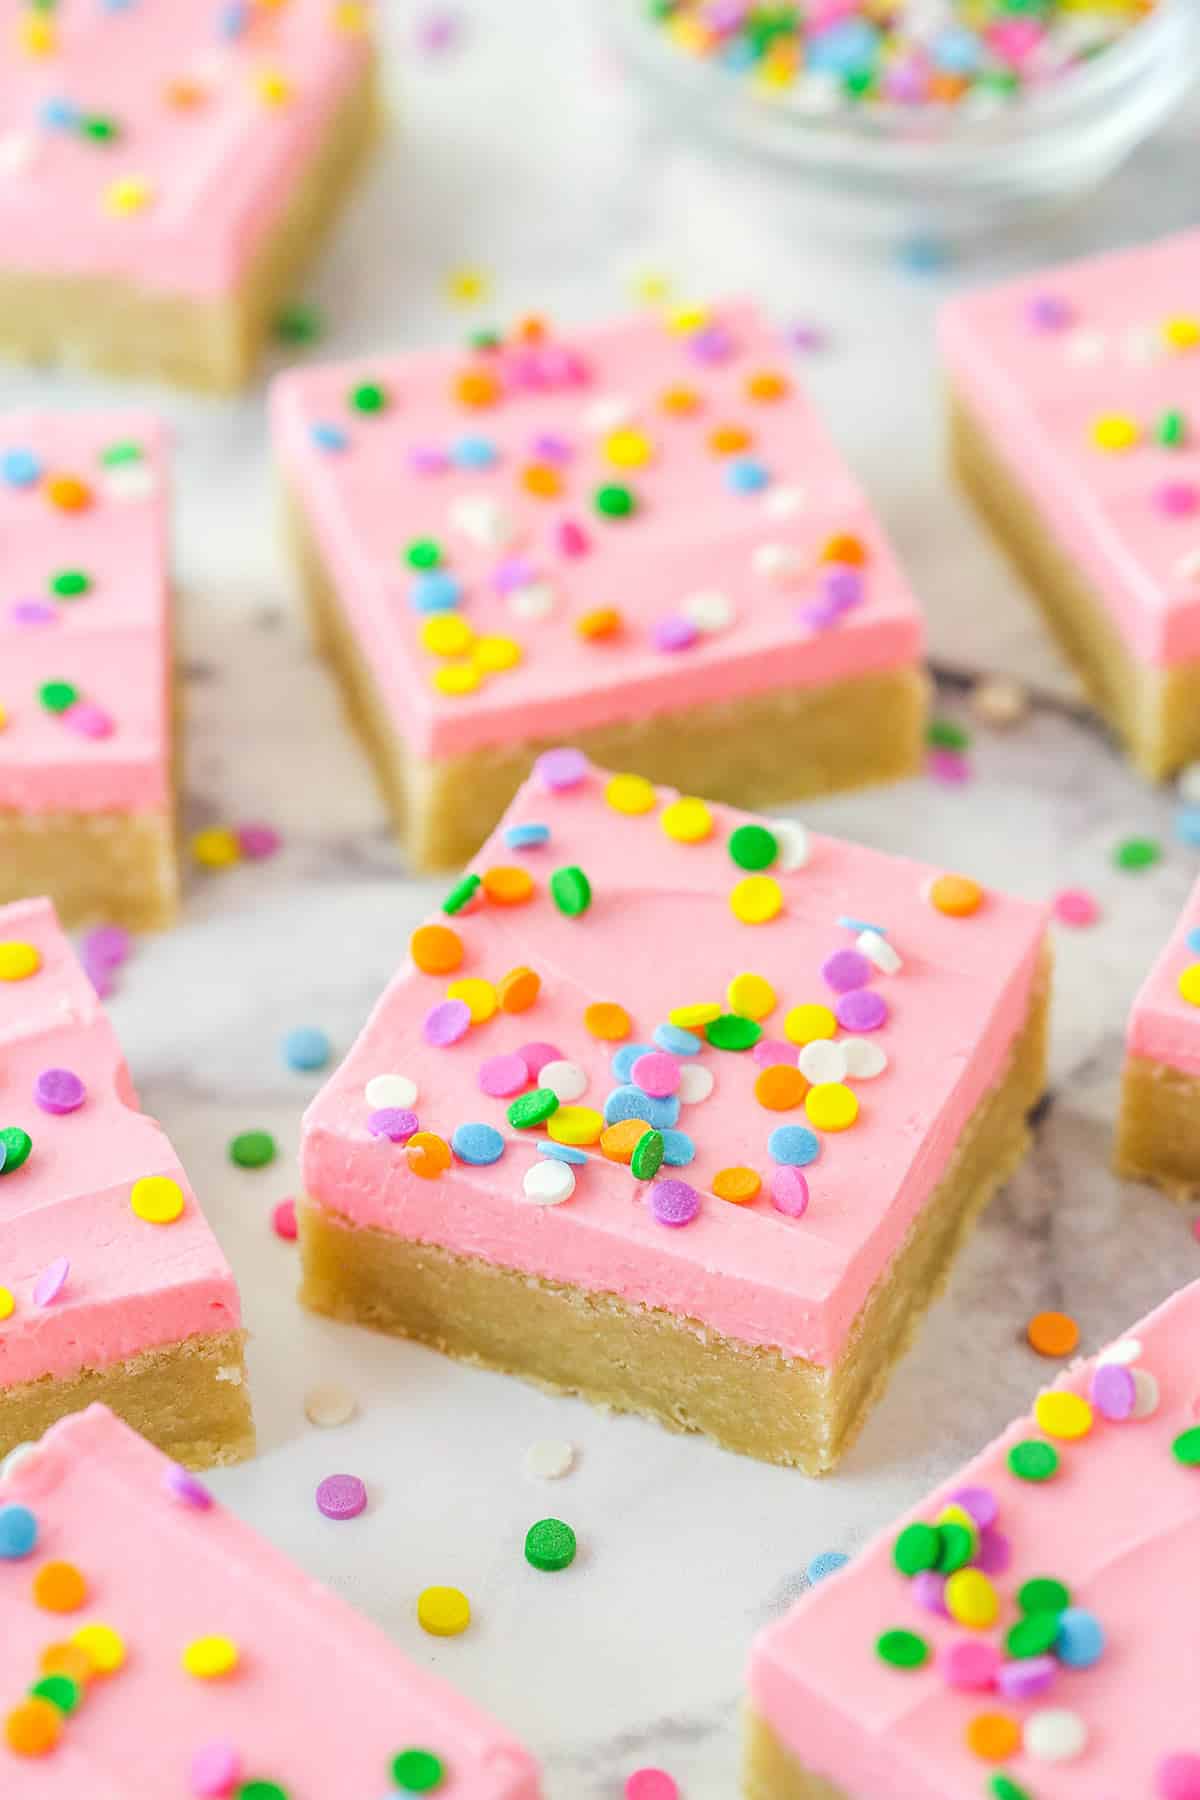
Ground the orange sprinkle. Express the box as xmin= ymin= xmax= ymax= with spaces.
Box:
xmin=410 ymin=923 xmax=464 ymax=974
xmin=407 ymin=1132 xmax=451 ymax=1180
xmin=453 ymin=367 xmax=500 ymax=409
xmin=753 ymin=1065 xmax=809 ymax=1112
xmin=599 ymin=1118 xmax=651 ymax=1163
xmin=576 ymin=607 xmax=623 ymax=641
xmin=482 ymin=865 xmax=535 ymax=905
xmin=660 ymin=385 xmax=700 ymax=415
xmin=39 ymin=1643 xmax=93 ymax=1686
xmin=965 ymin=1713 xmax=1021 ymax=1763
xmin=45 ymin=474 xmax=91 ymax=513
xmin=929 ymin=71 xmax=969 ymax=102
xmin=521 ymin=463 xmax=561 ymax=499
xmin=820 ymin=531 xmax=868 ymax=566
xmin=5 ymin=1698 xmax=62 ymax=1757
xmin=585 ymin=1001 xmax=632 ymax=1041
xmin=746 ymin=370 xmax=789 ymax=402
xmin=33 ymin=1561 xmax=87 ymax=1614
xmin=497 ymin=966 xmax=540 ymax=1013
xmin=928 ymin=874 xmax=984 ymax=918
xmin=515 ymin=314 xmax=547 ymax=343
xmin=712 ymin=1166 xmax=762 ymax=1205
xmin=708 ymin=424 xmax=751 ymax=455
xmin=1027 ymin=1311 xmax=1080 ymax=1358
xmin=164 ymin=77 xmax=207 ymax=107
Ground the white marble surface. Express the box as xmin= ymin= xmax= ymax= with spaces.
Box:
xmin=3 ymin=7 xmax=1200 ymax=1794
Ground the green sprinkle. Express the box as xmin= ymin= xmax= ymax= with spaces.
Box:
xmin=441 ymin=872 xmax=481 ymax=916
xmin=0 ymin=1127 xmax=33 ymax=1175
xmin=468 ymin=328 xmax=501 ymax=351
xmin=406 ymin=538 xmax=443 ymax=571
xmin=1007 ymin=1439 xmax=1059 ymax=1483
xmin=274 ymin=301 xmax=323 ymax=346
xmin=1157 ymin=408 xmax=1187 ymax=448
xmin=392 ymin=1749 xmax=446 ymax=1793
xmin=81 ymin=115 xmax=118 ymax=143
xmin=237 ymin=1785 xmax=289 ymax=1800
xmin=507 ymin=1089 xmax=559 ymax=1130
xmin=934 ymin=1522 xmax=975 ymax=1575
xmin=594 ymin=483 xmax=635 ymax=519
xmin=524 ymin=1517 xmax=576 ymax=1572
xmin=349 ymin=381 xmax=387 ymax=414
xmin=550 ymin=866 xmax=591 ymax=917
xmin=1114 ymin=836 xmax=1161 ymax=872
xmin=875 ymin=1628 xmax=928 ymax=1670
xmin=728 ymin=824 xmax=778 ymax=871
xmin=1172 ymin=1425 xmax=1200 ymax=1466
xmin=892 ymin=1523 xmax=941 ymax=1577
xmin=229 ymin=1130 xmax=276 ymax=1169
xmin=927 ymin=718 xmax=970 ymax=751
xmin=704 ymin=1014 xmax=763 ymax=1052
xmin=29 ymin=1674 xmax=79 ymax=1715
xmin=1017 ymin=1576 xmax=1070 ymax=1615
xmin=50 ymin=569 xmax=90 ymax=598
xmin=99 ymin=441 xmax=142 ymax=467
xmin=39 ymin=680 xmax=78 ymax=714
xmin=1005 ymin=1611 xmax=1060 ymax=1660
xmin=990 ymin=1778 xmax=1034 ymax=1800
xmin=630 ymin=1129 xmax=664 ymax=1181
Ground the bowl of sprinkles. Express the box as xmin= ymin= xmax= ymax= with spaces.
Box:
xmin=610 ymin=0 xmax=1200 ymax=231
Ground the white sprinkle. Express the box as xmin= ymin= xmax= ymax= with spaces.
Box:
xmin=857 ymin=928 xmax=901 ymax=975
xmin=365 ymin=1073 xmax=418 ymax=1110
xmin=102 ymin=465 xmax=157 ymax=502
xmin=797 ymin=1039 xmax=847 ymax=1086
xmin=970 ymin=674 xmax=1029 ymax=728
xmin=1179 ymin=762 xmax=1200 ymax=806
xmin=751 ymin=543 xmax=802 ymax=582
xmin=305 ymin=1383 xmax=358 ymax=1429
xmin=679 ymin=589 xmax=735 ymax=634
xmin=538 ymin=1059 xmax=588 ymax=1103
xmin=1131 ymin=1368 xmax=1160 ymax=1419
xmin=841 ymin=1038 xmax=888 ymax=1080
xmin=676 ymin=1063 xmax=715 ymax=1104
xmin=523 ymin=1160 xmax=576 ymax=1205
xmin=1024 ymin=1709 xmax=1088 ymax=1763
xmin=1176 ymin=549 xmax=1200 ymax=586
xmin=1064 ymin=329 xmax=1106 ymax=365
xmin=762 ymin=484 xmax=807 ymax=519
xmin=1122 ymin=324 xmax=1162 ymax=366
xmin=509 ymin=581 xmax=556 ymax=620
xmin=0 ymin=133 xmax=37 ymax=178
xmin=582 ymin=395 xmax=635 ymax=434
xmin=0 ymin=1441 xmax=37 ymax=1481
xmin=522 ymin=1439 xmax=575 ymax=1481
xmin=1096 ymin=1336 xmax=1142 ymax=1367
xmin=448 ymin=495 xmax=516 ymax=549
xmin=771 ymin=820 xmax=810 ymax=872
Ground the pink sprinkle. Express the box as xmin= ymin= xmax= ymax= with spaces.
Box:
xmin=1193 ymin=1215 xmax=1200 ymax=1245
xmin=518 ymin=1040 xmax=562 ymax=1079
xmin=409 ymin=444 xmax=450 ymax=475
xmin=752 ymin=1037 xmax=794 ymax=1068
xmin=1053 ymin=887 xmax=1099 ymax=927
xmin=940 ymin=1639 xmax=1000 ymax=1692
xmin=928 ymin=747 xmax=970 ymax=784
xmin=770 ymin=1166 xmax=809 ymax=1218
xmin=651 ymin=614 xmax=699 ymax=653
xmin=315 ymin=1472 xmax=367 ymax=1520
xmin=534 ymin=747 xmax=588 ymax=791
xmin=1156 ymin=481 xmax=1199 ymax=518
xmin=423 ymin=999 xmax=472 ymax=1046
xmin=479 ymin=1052 xmax=530 ymax=1098
xmin=81 ymin=924 xmax=131 ymax=970
xmin=973 ymin=1527 xmax=1011 ymax=1577
xmin=63 ymin=701 xmax=113 ymax=738
xmin=33 ymin=1257 xmax=69 ymax=1307
xmin=1159 ymin=1753 xmax=1200 ymax=1800
xmin=626 ymin=1772 xmax=679 ymax=1800
xmin=272 ymin=1197 xmax=298 ymax=1241
xmin=236 ymin=822 xmax=281 ymax=860
xmin=191 ymin=1742 xmax=242 ymax=1797
xmin=555 ymin=518 xmax=590 ymax=557
xmin=630 ymin=1051 xmax=680 ymax=1098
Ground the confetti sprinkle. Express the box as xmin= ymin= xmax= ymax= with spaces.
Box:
xmin=417 ymin=1585 xmax=470 ymax=1636
xmin=1026 ymin=1311 xmax=1080 ymax=1357
xmin=524 ymin=1516 xmax=577 ymax=1572
xmin=282 ymin=1026 xmax=331 ymax=1071
xmin=304 ymin=1383 xmax=358 ymax=1429
xmin=1114 ymin=835 xmax=1161 ymax=871
xmin=271 ymin=1197 xmax=298 ymax=1240
xmin=315 ymin=1472 xmax=367 ymax=1521
xmin=229 ymin=1130 xmax=276 ymax=1169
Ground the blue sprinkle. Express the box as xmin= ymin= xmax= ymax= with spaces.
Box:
xmin=0 ymin=1139 xmax=6 ymax=1175
xmin=1187 ymin=926 xmax=1200 ymax=954
xmin=896 ymin=236 xmax=952 ymax=278
xmin=451 ymin=1121 xmax=506 ymax=1166
xmin=807 ymin=1551 xmax=850 ymax=1585
xmin=282 ymin=1026 xmax=331 ymax=1073
xmin=452 ymin=435 xmax=498 ymax=469
xmin=537 ymin=1140 xmax=589 ymax=1166
xmin=1 ymin=449 xmax=41 ymax=488
xmin=653 ymin=1023 xmax=702 ymax=1057
xmin=603 ymin=1085 xmax=680 ymax=1130
xmin=311 ymin=422 xmax=348 ymax=453
xmin=39 ymin=97 xmax=78 ymax=130
xmin=611 ymin=1043 xmax=656 ymax=1084
xmin=932 ymin=26 xmax=982 ymax=73
xmin=1055 ymin=1608 xmax=1105 ymax=1668
xmin=836 ymin=915 xmax=887 ymax=937
xmin=0 ymin=1504 xmax=38 ymax=1560
xmin=725 ymin=457 xmax=769 ymax=495
xmin=504 ymin=822 xmax=550 ymax=851
xmin=410 ymin=571 xmax=463 ymax=614
xmin=807 ymin=17 xmax=878 ymax=76
xmin=660 ymin=1129 xmax=695 ymax=1168
xmin=768 ymin=1125 xmax=820 ymax=1167
xmin=218 ymin=0 xmax=249 ymax=40
xmin=1176 ymin=806 xmax=1200 ymax=848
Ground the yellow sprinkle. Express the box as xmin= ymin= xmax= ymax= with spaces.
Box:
xmin=0 ymin=1286 xmax=14 ymax=1322
xmin=71 ymin=1625 xmax=125 ymax=1675
xmin=659 ymin=796 xmax=713 ymax=843
xmin=605 ymin=772 xmax=656 ymax=815
xmin=668 ymin=1002 xmax=721 ymax=1029
xmin=667 ymin=303 xmax=709 ymax=335
xmin=19 ymin=13 xmax=55 ymax=54
xmin=1033 ymin=1390 xmax=1093 ymax=1441
xmin=546 ymin=1105 xmax=604 ymax=1148
xmin=784 ymin=1003 xmax=837 ymax=1045
xmin=1090 ymin=413 xmax=1139 ymax=452
xmin=1163 ymin=315 xmax=1200 ymax=351
xmin=432 ymin=661 xmax=482 ymax=696
xmin=130 ymin=1176 xmax=185 ymax=1226
xmin=417 ymin=1585 xmax=471 ymax=1637
xmin=446 ymin=977 xmax=497 ymax=1024
xmin=805 ymin=1082 xmax=858 ymax=1132
xmin=191 ymin=826 xmax=241 ymax=869
xmin=729 ymin=875 xmax=783 ymax=924
xmin=0 ymin=940 xmax=41 ymax=981
xmin=726 ymin=971 xmax=777 ymax=1021
xmin=447 ymin=267 xmax=488 ymax=305
xmin=630 ymin=271 xmax=671 ymax=303
xmin=256 ymin=69 xmax=292 ymax=106
xmin=603 ymin=429 xmax=653 ymax=469
xmin=103 ymin=176 xmax=153 ymax=216
xmin=421 ymin=615 xmax=475 ymax=657
xmin=945 ymin=1569 xmax=998 ymax=1630
xmin=333 ymin=0 xmax=370 ymax=29
xmin=182 ymin=1635 xmax=239 ymax=1679
xmin=472 ymin=634 xmax=521 ymax=672
xmin=0 ymin=703 xmax=8 ymax=731
xmin=935 ymin=1503 xmax=979 ymax=1546
xmin=1179 ymin=962 xmax=1200 ymax=1006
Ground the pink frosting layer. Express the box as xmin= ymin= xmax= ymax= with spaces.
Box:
xmin=1125 ymin=873 xmax=1200 ymax=1075
xmin=940 ymin=229 xmax=1200 ymax=667
xmin=0 ymin=899 xmax=240 ymax=1388
xmin=749 ymin=1280 xmax=1200 ymax=1797
xmin=0 ymin=0 xmax=371 ymax=298
xmin=301 ymin=759 xmax=1046 ymax=1366
xmin=271 ymin=301 xmax=925 ymax=760
xmin=0 ymin=412 xmax=170 ymax=814
xmin=0 ymin=1405 xmax=542 ymax=1797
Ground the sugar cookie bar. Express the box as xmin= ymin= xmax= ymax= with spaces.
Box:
xmin=298 ymin=755 xmax=1049 ymax=1472
xmin=746 ymin=1279 xmax=1200 ymax=1797
xmin=0 ymin=1405 xmax=542 ymax=1796
xmin=0 ymin=0 xmax=376 ymax=389
xmin=272 ymin=300 xmax=927 ymax=871
xmin=0 ymin=899 xmax=252 ymax=1468
xmin=942 ymin=228 xmax=1200 ymax=780
xmin=1115 ymin=874 xmax=1200 ymax=1195
xmin=0 ymin=412 xmax=179 ymax=929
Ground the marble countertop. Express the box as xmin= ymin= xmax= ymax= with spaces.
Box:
xmin=3 ymin=7 xmax=1200 ymax=1794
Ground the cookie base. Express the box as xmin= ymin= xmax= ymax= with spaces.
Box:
xmin=299 ymin=958 xmax=1047 ymax=1472
xmin=1115 ymin=1052 xmax=1200 ymax=1199
xmin=743 ymin=1708 xmax=846 ymax=1800
xmin=0 ymin=805 xmax=178 ymax=929
xmin=0 ymin=1329 xmax=254 ymax=1471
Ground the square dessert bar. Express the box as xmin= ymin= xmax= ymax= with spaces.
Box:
xmin=0 ymin=1405 xmax=542 ymax=1797
xmin=0 ymin=898 xmax=253 ymax=1469
xmin=745 ymin=1280 xmax=1200 ymax=1799
xmin=1115 ymin=874 xmax=1200 ymax=1195
xmin=299 ymin=755 xmax=1049 ymax=1472
xmin=0 ymin=0 xmax=376 ymax=389
xmin=0 ymin=412 xmax=178 ymax=929
xmin=942 ymin=228 xmax=1200 ymax=780
xmin=272 ymin=300 xmax=927 ymax=870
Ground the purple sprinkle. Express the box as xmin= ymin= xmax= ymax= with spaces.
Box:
xmin=315 ymin=1472 xmax=367 ymax=1521
xmin=10 ymin=598 xmax=56 ymax=626
xmin=788 ymin=322 xmax=825 ymax=353
xmin=950 ymin=1485 xmax=998 ymax=1529
xmin=704 ymin=0 xmax=749 ymax=28
xmin=836 ymin=988 xmax=889 ymax=1032
xmin=770 ymin=1166 xmax=809 ymax=1218
xmin=1090 ymin=1360 xmax=1137 ymax=1421
xmin=884 ymin=60 xmax=926 ymax=103
xmin=531 ymin=431 xmax=572 ymax=464
xmin=81 ymin=924 xmax=131 ymax=970
xmin=82 ymin=958 xmax=116 ymax=999
xmin=236 ymin=822 xmax=281 ymax=860
xmin=423 ymin=999 xmax=472 ymax=1047
xmin=795 ymin=596 xmax=843 ymax=632
xmin=649 ymin=1179 xmax=700 ymax=1228
xmin=534 ymin=747 xmax=588 ymax=791
xmin=367 ymin=1107 xmax=419 ymax=1142
xmin=191 ymin=1743 xmax=242 ymax=1798
xmin=752 ymin=1038 xmax=795 ymax=1068
xmin=414 ymin=7 xmax=462 ymax=54
xmin=821 ymin=564 xmax=864 ymax=610
xmin=651 ymin=614 xmax=699 ymax=653
xmin=33 ymin=1257 xmax=69 ymax=1307
xmin=1026 ymin=293 xmax=1073 ymax=332
xmin=688 ymin=324 xmax=734 ymax=364
xmin=997 ymin=1654 xmax=1057 ymax=1702
xmin=33 ymin=1068 xmax=86 ymax=1115
xmin=492 ymin=557 xmax=538 ymax=595
xmin=973 ymin=1526 xmax=1012 ymax=1577
xmin=928 ymin=748 xmax=972 ymax=785
xmin=478 ymin=1052 xmax=529 ymax=1098
xmin=409 ymin=444 xmax=450 ymax=475
xmin=911 ymin=1570 xmax=948 ymax=1616
xmin=555 ymin=518 xmax=589 ymax=558
xmin=164 ymin=1464 xmax=213 ymax=1509
xmin=518 ymin=1040 xmax=563 ymax=1078
xmin=821 ymin=948 xmax=871 ymax=994
xmin=63 ymin=701 xmax=113 ymax=738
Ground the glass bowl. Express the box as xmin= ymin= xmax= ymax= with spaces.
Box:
xmin=605 ymin=0 xmax=1200 ymax=238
